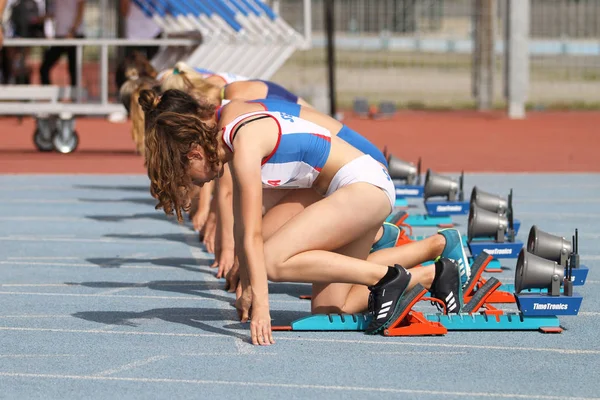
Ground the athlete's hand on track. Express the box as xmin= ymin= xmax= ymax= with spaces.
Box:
xmin=250 ymin=305 xmax=274 ymax=346
xmin=215 ymin=247 xmax=235 ymax=280
xmin=192 ymin=208 xmax=209 ymax=232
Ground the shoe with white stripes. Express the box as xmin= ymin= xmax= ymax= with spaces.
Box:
xmin=365 ymin=265 xmax=411 ymax=335
xmin=429 ymin=257 xmax=463 ymax=314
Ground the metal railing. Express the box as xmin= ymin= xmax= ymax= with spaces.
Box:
xmin=0 ymin=37 xmax=201 ymax=114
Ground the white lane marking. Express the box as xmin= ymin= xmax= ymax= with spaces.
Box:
xmin=0 ymin=372 xmax=596 ymax=399
xmin=0 ymin=327 xmax=598 ymax=355
xmin=0 ymin=291 xmax=298 ymax=303
xmin=93 ymin=355 xmax=169 ymax=377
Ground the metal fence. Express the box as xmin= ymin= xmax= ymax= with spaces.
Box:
xmin=272 ymin=0 xmax=600 ymax=110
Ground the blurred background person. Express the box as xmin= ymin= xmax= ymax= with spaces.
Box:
xmin=110 ymin=0 xmax=162 ymax=122
xmin=39 ymin=0 xmax=85 ymax=93
xmin=1 ymin=0 xmax=45 ymax=85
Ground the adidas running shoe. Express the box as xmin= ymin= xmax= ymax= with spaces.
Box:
xmin=365 ymin=265 xmax=411 ymax=335
xmin=429 ymin=257 xmax=463 ymax=314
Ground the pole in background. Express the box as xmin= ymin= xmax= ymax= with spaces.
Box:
xmin=473 ymin=0 xmax=496 ymax=111
xmin=324 ymin=0 xmax=337 ymax=118
xmin=506 ymin=0 xmax=529 ymax=119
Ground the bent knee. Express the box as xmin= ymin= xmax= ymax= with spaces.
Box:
xmin=263 ymin=248 xmax=286 ymax=282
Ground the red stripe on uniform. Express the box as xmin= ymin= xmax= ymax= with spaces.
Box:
xmin=312 ymin=133 xmax=331 ymax=142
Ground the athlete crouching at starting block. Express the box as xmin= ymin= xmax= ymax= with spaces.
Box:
xmin=140 ymin=87 xmax=471 ymax=344
xmin=118 ymin=59 xmax=314 ymax=239
xmin=155 ymin=65 xmax=393 ymax=271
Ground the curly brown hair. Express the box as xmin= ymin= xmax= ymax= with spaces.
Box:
xmin=139 ymin=88 xmax=219 ymax=223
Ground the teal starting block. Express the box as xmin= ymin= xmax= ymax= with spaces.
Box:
xmin=282 ymin=314 xmax=371 ymax=331
xmin=403 ymin=214 xmax=453 ymax=227
xmin=394 ymin=198 xmax=408 ymax=208
xmin=273 ymin=312 xmax=560 ymax=332
xmin=426 ymin=313 xmax=560 ymax=330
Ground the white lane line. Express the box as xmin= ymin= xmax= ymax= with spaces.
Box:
xmin=0 ymin=237 xmax=176 ymax=245
xmin=0 ymin=282 xmax=214 ymax=288
xmin=0 ymin=327 xmax=222 ymax=338
xmin=0 ymin=186 xmax=76 ymax=190
xmin=0 ymin=199 xmax=149 ymax=204
xmin=0 ymin=217 xmax=89 ymax=222
xmin=234 ymin=338 xmax=256 ymax=355
xmin=0 ymin=291 xmax=298 ymax=303
xmin=0 ymin=199 xmax=84 ymax=204
xmin=0 ymin=315 xmax=72 ymax=318
xmin=0 ymin=354 xmax=80 ymax=358
xmin=0 ymin=372 xmax=596 ymax=399
xmin=181 ymin=353 xmax=277 ymax=356
xmin=0 ymin=291 xmax=216 ymax=301
xmin=0 ymin=284 xmax=74 ymax=287
xmin=93 ymin=355 xmax=169 ymax=377
xmin=278 ymin=337 xmax=600 ymax=355
xmin=0 ymin=261 xmax=181 ymax=271
xmin=370 ymin=351 xmax=467 ymax=355
xmin=7 ymin=257 xmax=80 ymax=260
xmin=98 ymin=282 xmax=148 ymax=296
xmin=0 ymin=326 xmax=598 ymax=355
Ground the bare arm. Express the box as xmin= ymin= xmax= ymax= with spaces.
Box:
xmin=230 ymin=131 xmax=275 ymax=345
xmin=69 ymin=0 xmax=86 ymax=36
xmin=231 ymin=146 xmax=267 ymax=307
xmin=217 ymin=164 xmax=235 ymax=256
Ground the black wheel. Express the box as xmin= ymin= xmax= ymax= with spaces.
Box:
xmin=33 ymin=128 xmax=55 ymax=152
xmin=52 ymin=130 xmax=79 ymax=154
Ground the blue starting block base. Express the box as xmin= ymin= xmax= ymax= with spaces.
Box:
xmin=394 ymin=198 xmax=408 ymax=208
xmin=516 ymin=293 xmax=583 ymax=316
xmin=403 ymin=214 xmax=453 ymax=227
xmin=394 ymin=184 xmax=424 ymax=198
xmin=424 ymin=200 xmax=470 ymax=216
xmin=278 ymin=312 xmax=560 ymax=332
xmin=468 ymin=240 xmax=524 ymax=259
xmin=570 ymin=265 xmax=589 ymax=285
xmin=426 ymin=313 xmax=560 ymax=330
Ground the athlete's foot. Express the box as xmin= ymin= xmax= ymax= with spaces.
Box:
xmin=429 ymin=257 xmax=463 ymax=314
xmin=365 ymin=265 xmax=411 ymax=335
xmin=370 ymin=222 xmax=401 ymax=253
xmin=438 ymin=228 xmax=470 ymax=288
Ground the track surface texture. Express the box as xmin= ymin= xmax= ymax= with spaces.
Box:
xmin=0 ymin=174 xmax=599 ymax=400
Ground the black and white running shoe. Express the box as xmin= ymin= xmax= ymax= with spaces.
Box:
xmin=429 ymin=257 xmax=463 ymax=314
xmin=365 ymin=265 xmax=411 ymax=335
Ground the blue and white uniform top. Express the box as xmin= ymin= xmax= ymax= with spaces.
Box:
xmin=194 ymin=68 xmax=249 ymax=85
xmin=221 ymin=111 xmax=332 ymax=189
